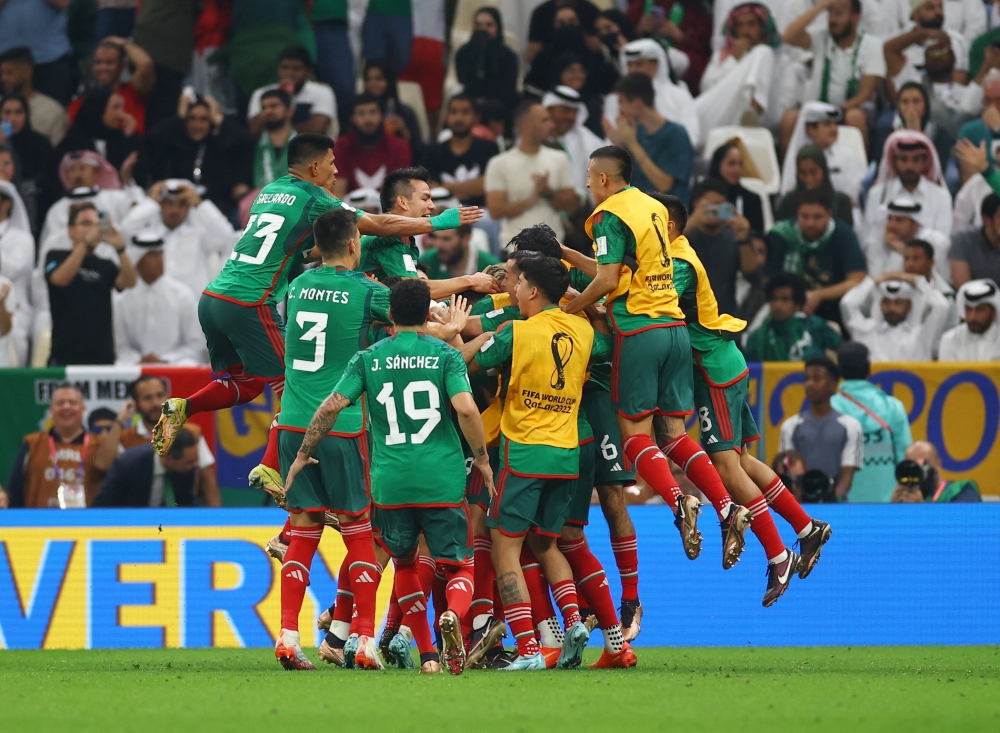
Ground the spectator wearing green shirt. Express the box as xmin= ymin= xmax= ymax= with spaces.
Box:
xmin=311 ymin=0 xmax=354 ymax=131
xmin=362 ymin=0 xmax=412 ymax=75
xmin=745 ymin=272 xmax=841 ymax=362
xmin=419 ymin=224 xmax=499 ymax=283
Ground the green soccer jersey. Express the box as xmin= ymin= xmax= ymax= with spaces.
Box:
xmin=206 ymin=176 xmax=364 ymax=305
xmin=279 ymin=265 xmax=391 ymax=435
xmin=359 ymin=234 xmax=420 ymax=281
xmin=335 ymin=331 xmax=472 ymax=507
xmin=419 ymin=248 xmax=499 ymax=280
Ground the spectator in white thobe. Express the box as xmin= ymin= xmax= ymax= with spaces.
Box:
xmin=543 ymin=85 xmax=606 ymax=195
xmin=938 ymin=278 xmax=1000 ymax=360
xmin=864 ymin=196 xmax=951 ymax=281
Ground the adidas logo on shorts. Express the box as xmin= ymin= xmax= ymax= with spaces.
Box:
xmin=706 ymin=436 xmax=719 ymax=445
xmin=611 ymin=463 xmax=622 ymax=472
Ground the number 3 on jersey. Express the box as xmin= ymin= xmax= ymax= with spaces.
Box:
xmin=232 ymin=213 xmax=285 ymax=265
xmin=376 ymin=381 xmax=441 ymax=445
xmin=291 ymin=311 xmax=327 ymax=372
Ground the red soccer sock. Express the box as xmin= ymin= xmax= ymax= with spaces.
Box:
xmin=279 ymin=517 xmax=292 ymax=544
xmin=469 ymin=535 xmax=496 ymax=622
xmin=341 ymin=518 xmax=381 ymax=638
xmin=610 ymin=534 xmax=639 ymax=602
xmin=393 ymin=557 xmax=435 ymax=655
xmin=279 ymin=524 xmax=323 ymax=631
xmin=550 ymin=579 xmax=582 ymax=629
xmin=443 ymin=560 xmax=475 ymax=619
xmin=332 ymin=558 xmax=354 ymax=630
xmin=417 ymin=554 xmax=436 ymax=598
xmin=662 ymin=434 xmax=733 ymax=520
xmin=261 ymin=415 xmax=280 ymax=471
xmin=745 ymin=496 xmax=787 ymax=562
xmin=623 ymin=434 xmax=682 ymax=512
xmin=519 ymin=546 xmax=556 ymax=626
xmin=558 ymin=538 xmax=619 ymax=629
xmin=762 ymin=476 xmax=813 ymax=534
xmin=504 ymin=601 xmax=540 ymax=657
xmin=186 ymin=365 xmax=265 ymax=415
xmin=432 ymin=566 xmax=448 ymax=634
xmin=385 ymin=586 xmax=402 ymax=631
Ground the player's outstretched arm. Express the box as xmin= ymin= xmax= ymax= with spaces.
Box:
xmin=285 ymin=392 xmax=353 ymax=492
xmin=357 ymin=206 xmax=484 ymax=238
xmin=427 ymin=272 xmax=500 ymax=299
xmin=458 ymin=332 xmax=494 ymax=370
xmin=452 ymin=392 xmax=495 ymax=495
xmin=560 ymin=244 xmax=598 ymax=278
xmin=561 ymin=262 xmax=619 ymax=314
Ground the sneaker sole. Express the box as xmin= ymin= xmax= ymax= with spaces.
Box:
xmin=276 ymin=650 xmax=315 ymax=671
xmin=557 ymin=624 xmax=589 ymax=669
xmin=622 ymin=604 xmax=643 ymax=643
xmin=153 ymin=400 xmax=186 ymax=457
xmin=798 ymin=525 xmax=832 ymax=579
xmin=466 ymin=622 xmax=506 ymax=669
xmin=439 ymin=612 xmax=466 ymax=676
xmin=355 ymin=650 xmax=383 ymax=670
xmin=722 ymin=507 xmax=752 ymax=570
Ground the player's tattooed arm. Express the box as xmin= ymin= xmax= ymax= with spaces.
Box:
xmin=285 ymin=393 xmax=352 ymax=492
xmin=497 ymin=572 xmax=525 ymax=605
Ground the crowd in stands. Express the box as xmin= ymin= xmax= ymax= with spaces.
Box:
xmin=1 ymin=0 xmax=998 ymax=505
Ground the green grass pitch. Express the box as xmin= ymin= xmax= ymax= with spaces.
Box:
xmin=2 ymin=646 xmax=998 ymax=732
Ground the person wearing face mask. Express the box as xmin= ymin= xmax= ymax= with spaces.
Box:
xmin=455 ymin=7 xmax=519 ymax=112
xmin=594 ymin=9 xmax=635 ymax=57
xmin=524 ymin=5 xmax=619 ymax=97
xmin=332 ymin=94 xmax=412 ymax=196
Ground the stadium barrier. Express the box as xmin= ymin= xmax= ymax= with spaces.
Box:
xmin=1 ymin=505 xmax=997 ymax=649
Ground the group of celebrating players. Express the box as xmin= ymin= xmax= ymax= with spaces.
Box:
xmin=149 ymin=132 xmax=832 ymax=674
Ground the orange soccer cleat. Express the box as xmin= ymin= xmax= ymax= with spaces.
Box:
xmin=541 ymin=646 xmax=562 ymax=669
xmin=589 ymin=642 xmax=637 ymax=669
xmin=275 ymin=630 xmax=316 ymax=670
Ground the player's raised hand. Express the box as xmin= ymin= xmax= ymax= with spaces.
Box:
xmin=284 ymin=452 xmax=318 ymax=494
xmin=457 ymin=206 xmax=485 ymax=225
xmin=468 ymin=272 xmax=502 ymax=293
xmin=448 ymin=294 xmax=472 ymax=333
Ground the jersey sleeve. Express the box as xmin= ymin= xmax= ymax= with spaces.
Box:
xmin=369 ymin=283 xmax=392 ymax=322
xmin=593 ymin=211 xmax=629 ymax=266
xmin=838 ymin=414 xmax=865 ymax=469
xmin=444 ymin=349 xmax=473 ymax=398
xmin=334 ymin=351 xmax=367 ymax=403
xmin=672 ymin=258 xmax=695 ymax=299
xmin=478 ymin=305 xmax=518 ymax=332
xmin=474 ymin=321 xmax=514 ymax=370
xmin=375 ymin=238 xmax=419 ymax=278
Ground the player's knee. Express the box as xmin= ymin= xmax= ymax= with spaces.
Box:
xmin=560 ymin=525 xmax=585 ymax=543
xmin=596 ymin=483 xmax=626 ymax=511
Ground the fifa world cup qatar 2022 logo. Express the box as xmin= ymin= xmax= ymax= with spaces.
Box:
xmin=651 ymin=212 xmax=671 ymax=267
xmin=550 ymin=332 xmax=575 ymax=390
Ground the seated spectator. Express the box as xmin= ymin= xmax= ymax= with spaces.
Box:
xmin=68 ymin=36 xmax=155 ymax=135
xmin=956 ymin=69 xmax=1000 ymax=169
xmin=525 ymin=4 xmax=618 ymax=98
xmin=250 ymin=89 xmax=296 ymax=191
xmin=419 ymin=223 xmax=498 ymax=282
xmin=423 ymin=94 xmax=499 ymax=208
xmin=120 ymin=180 xmax=236 ymax=298
xmin=485 ymin=101 xmax=578 ymax=246
xmin=892 ymin=441 xmax=982 ymax=503
xmin=0 ymin=0 xmax=76 ymax=105
xmin=780 ymin=0 xmax=885 ymax=149
xmin=4 ymin=383 xmax=102 ymax=508
xmin=113 ymin=231 xmax=205 ymax=366
xmin=865 ymin=196 xmax=951 ymax=279
xmin=840 ymin=272 xmax=951 ymax=360
xmin=605 ymin=73 xmax=692 ymax=202
xmin=923 ymin=36 xmax=979 ymax=129
xmin=0 ymin=270 xmax=27 ymax=366
xmin=903 ymin=237 xmax=959 ymax=335
xmin=938 ymin=277 xmax=1000 ymax=359
xmin=830 ymin=341 xmax=913 ymax=502
xmin=544 ymin=86 xmax=606 ymax=196
xmin=344 ymin=187 xmax=382 ymax=215
xmin=247 ymin=46 xmax=336 ymax=138
xmin=2 ymin=93 xmax=53 ymax=218
xmin=0 ymin=180 xmax=33 ymax=315
xmin=146 ymin=92 xmax=254 ymax=219
xmin=745 ymin=272 xmax=842 ymax=361
xmin=0 ymin=46 xmax=67 ymax=145
xmin=333 ymin=94 xmax=411 ymax=196
xmin=781 ymin=103 xmax=864 ymax=205
xmin=90 ymin=374 xmax=220 ymax=505
xmin=951 ymin=137 xmax=997 ymax=231
xmin=528 ymin=0 xmax=601 ymax=64
xmin=363 ymin=60 xmax=423 ymax=159
xmin=455 ymin=7 xmax=519 ymax=113
xmin=777 ymin=144 xmax=854 ymax=225
xmin=864 ymin=131 xmax=952 ymax=240
xmin=771 ymin=449 xmax=807 ymax=502
xmin=44 ymin=202 xmax=135 ymax=365
xmin=709 ymin=138 xmax=767 ymax=234
xmin=876 ymin=79 xmax=958 ymax=181
xmin=594 ymin=9 xmax=636 ymax=59
xmin=697 ymin=3 xmax=779 ymax=130
xmin=92 ymin=428 xmax=202 ymax=507
xmin=683 ymin=178 xmax=756 ymax=315
xmin=765 ymin=188 xmax=867 ymax=323
xmin=604 ymin=39 xmax=700 ymax=149
xmin=779 ymin=356 xmax=863 ymax=501
xmin=968 ymin=18 xmax=1000 ymax=81
xmin=949 ymin=192 xmax=1000 ymax=286
xmin=552 ymin=52 xmax=607 ymax=139
xmin=885 ymin=0 xmax=969 ymax=93
xmin=625 ymin=0 xmax=712 ymax=89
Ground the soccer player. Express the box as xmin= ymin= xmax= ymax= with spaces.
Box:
xmin=152 ymin=133 xmax=483 ymax=498
xmin=360 ymin=166 xmax=500 ymax=300
xmin=562 ymin=145 xmax=750 ymax=569
xmin=285 ymin=279 xmax=493 ymax=676
xmin=462 ymin=255 xmax=633 ymax=670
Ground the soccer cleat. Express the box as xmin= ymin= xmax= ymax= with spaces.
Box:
xmin=249 ymin=464 xmax=286 ymax=508
xmin=541 ymin=646 xmax=562 ymax=669
xmin=557 ymin=621 xmax=590 ymax=670
xmin=153 ymin=398 xmax=188 ymax=456
xmin=386 ymin=632 xmax=415 ymax=669
xmin=275 ymin=630 xmax=316 ymax=670
xmin=620 ymin=599 xmax=643 ymax=643
xmin=265 ymin=533 xmax=287 ymax=562
xmin=721 ymin=505 xmax=752 ymax=570
xmin=317 ymin=638 xmax=344 ymax=666
xmin=483 ymin=647 xmax=515 ymax=669
xmin=466 ymin=616 xmax=506 ymax=669
xmin=589 ymin=642 xmax=637 ymax=669
xmin=419 ymin=660 xmax=442 ymax=674
xmin=317 ymin=609 xmax=332 ymax=632
xmin=674 ymin=495 xmax=703 ymax=560
xmin=379 ymin=623 xmax=400 ymax=659
xmin=763 ymin=550 xmax=800 ymax=607
xmin=355 ymin=634 xmax=385 ymax=670
xmin=796 ymin=520 xmax=832 ymax=579
xmin=323 ymin=512 xmax=342 ymax=532
xmin=582 ymin=612 xmax=599 ymax=634
xmin=342 ymin=634 xmax=359 ymax=669
xmin=502 ymin=652 xmax=547 ymax=671
xmin=438 ymin=610 xmax=466 ymax=675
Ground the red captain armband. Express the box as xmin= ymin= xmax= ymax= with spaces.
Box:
xmin=592 ymin=211 xmax=604 ymax=224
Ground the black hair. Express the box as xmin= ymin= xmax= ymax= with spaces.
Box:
xmin=981 ymin=193 xmax=1000 ymax=221
xmin=765 ymin=272 xmax=808 ymax=306
xmin=598 ymin=8 xmax=637 ymax=40
xmin=510 ymin=223 xmax=562 ymax=259
xmin=475 ymin=5 xmax=505 ymax=35
xmin=68 ymin=201 xmax=97 ymax=226
xmin=647 ymin=192 xmax=688 ymax=234
xmin=381 ymin=275 xmax=404 ymax=289
xmin=380 ymin=166 xmax=430 ymax=213
xmin=279 ymin=45 xmax=313 ymax=68
xmin=615 ymin=72 xmax=655 ymax=108
xmin=0 ymin=46 xmax=33 ymax=66
xmin=287 ymin=133 xmax=335 ymax=168
xmin=447 ymin=93 xmax=474 ymax=111
xmin=87 ymin=408 xmax=117 ymax=431
xmin=415 ymin=261 xmax=429 ymax=276
xmin=390 ymin=278 xmax=432 ymax=326
xmin=508 ymin=249 xmax=543 ymax=270
xmin=363 ymin=60 xmax=400 ymax=101
xmin=513 ymin=99 xmax=540 ymax=128
xmin=353 ymin=92 xmax=382 ymax=114
xmin=167 ymin=427 xmax=198 ymax=459
xmin=797 ymin=187 xmax=833 ymax=212
xmin=905 ymin=238 xmax=935 ymax=260
xmin=476 ymin=97 xmax=507 ymax=124
xmin=260 ymin=88 xmax=292 ymax=109
xmin=838 ymin=341 xmax=871 ymax=380
xmin=805 ymin=355 xmax=840 ymax=381
xmin=589 ymin=145 xmax=632 ymax=185
xmin=689 ymin=177 xmax=729 ymax=208
xmin=1 ymin=93 xmax=30 ymax=119
xmin=313 ymin=208 xmax=358 ymax=257
xmin=849 ymin=0 xmax=862 ymax=14
xmin=516 ymin=256 xmax=570 ymax=304
xmin=897 ymin=82 xmax=931 ymax=129
xmin=129 ymin=374 xmax=167 ymax=401
xmin=709 ymin=141 xmax=741 ymax=181
xmin=51 ymin=381 xmax=83 ymax=399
